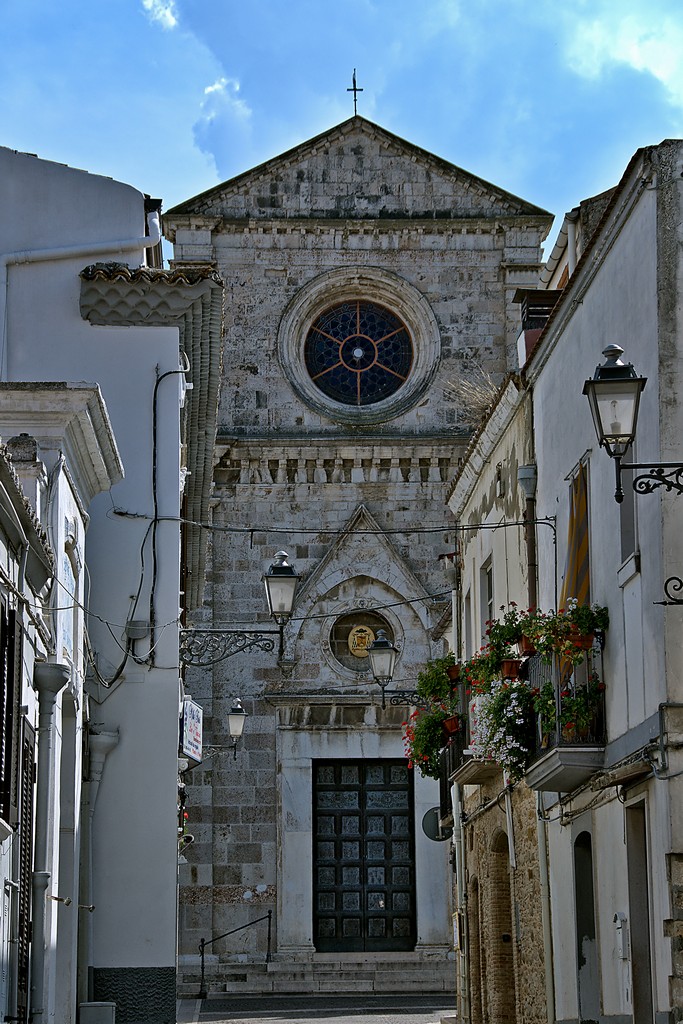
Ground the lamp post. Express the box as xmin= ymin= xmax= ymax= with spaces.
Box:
xmin=180 ymin=551 xmax=300 ymax=666
xmin=584 ymin=344 xmax=683 ymax=604
xmin=367 ymin=629 xmax=398 ymax=709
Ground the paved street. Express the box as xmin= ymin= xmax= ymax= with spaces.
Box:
xmin=177 ymin=995 xmax=457 ymax=1024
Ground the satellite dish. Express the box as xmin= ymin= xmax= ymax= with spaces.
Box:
xmin=422 ymin=806 xmax=452 ymax=842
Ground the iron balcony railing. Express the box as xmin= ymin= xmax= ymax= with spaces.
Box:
xmin=526 ymin=651 xmax=606 ymax=762
xmin=439 ymin=731 xmax=467 ymax=824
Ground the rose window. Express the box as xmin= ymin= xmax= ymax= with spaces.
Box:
xmin=304 ymin=301 xmax=413 ymax=406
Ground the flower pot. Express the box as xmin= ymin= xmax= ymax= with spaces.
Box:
xmin=442 ymin=716 xmax=461 ymax=738
xmin=446 ymin=664 xmax=461 ymax=682
xmin=517 ymin=636 xmax=537 ymax=657
xmin=569 ymin=627 xmax=594 ymax=650
xmin=500 ymin=658 xmax=522 ymax=680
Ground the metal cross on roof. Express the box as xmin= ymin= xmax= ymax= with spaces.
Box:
xmin=347 ymin=69 xmax=363 ymax=115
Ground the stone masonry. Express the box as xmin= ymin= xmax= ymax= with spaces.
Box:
xmin=164 ymin=116 xmax=552 ymax=992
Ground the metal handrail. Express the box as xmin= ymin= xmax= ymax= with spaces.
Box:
xmin=197 ymin=909 xmax=272 ymax=999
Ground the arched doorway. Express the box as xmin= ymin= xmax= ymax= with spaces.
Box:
xmin=468 ymin=876 xmax=484 ymax=1024
xmin=488 ymin=831 xmax=517 ymax=1024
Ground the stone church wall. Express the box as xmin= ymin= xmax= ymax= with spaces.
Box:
xmin=168 ymin=118 xmax=551 ymax=979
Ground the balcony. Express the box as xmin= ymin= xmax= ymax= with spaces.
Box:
xmin=440 ymin=651 xmax=607 ymax=793
xmin=524 ymin=653 xmax=606 ymax=793
xmin=443 ymin=693 xmax=502 ymax=787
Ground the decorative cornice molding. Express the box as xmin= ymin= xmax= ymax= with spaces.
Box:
xmin=446 ymin=376 xmax=525 ymax=515
xmin=0 ymin=382 xmax=123 ymax=507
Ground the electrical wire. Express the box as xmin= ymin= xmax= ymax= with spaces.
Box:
xmin=111 ymin=507 xmax=557 ymax=538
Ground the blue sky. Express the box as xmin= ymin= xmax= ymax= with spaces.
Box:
xmin=2 ymin=0 xmax=682 ymax=248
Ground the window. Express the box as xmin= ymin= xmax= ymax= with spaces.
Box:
xmin=620 ymin=463 xmax=637 ymax=564
xmin=0 ymin=601 xmax=19 ymax=826
xmin=480 ymin=559 xmax=493 ymax=643
xmin=464 ymin=589 xmax=472 ymax=660
xmin=304 ymin=301 xmax=413 ymax=407
xmin=277 ymin=266 xmax=440 ymax=425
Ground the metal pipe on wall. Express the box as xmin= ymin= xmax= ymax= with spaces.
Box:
xmin=30 ymin=661 xmax=70 ymax=1023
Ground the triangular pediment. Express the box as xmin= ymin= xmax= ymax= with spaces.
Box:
xmin=167 ymin=116 xmax=550 ymax=223
xmin=291 ymin=504 xmax=436 ymax=638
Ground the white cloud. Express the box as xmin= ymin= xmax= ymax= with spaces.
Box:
xmin=201 ymin=76 xmax=252 ymax=122
xmin=141 ymin=0 xmax=178 ymax=30
xmin=564 ymin=6 xmax=683 ymax=110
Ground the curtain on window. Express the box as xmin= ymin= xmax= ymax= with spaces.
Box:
xmin=559 ymin=463 xmax=590 ymax=609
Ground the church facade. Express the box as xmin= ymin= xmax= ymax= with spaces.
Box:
xmin=164 ymin=117 xmax=552 ymax=991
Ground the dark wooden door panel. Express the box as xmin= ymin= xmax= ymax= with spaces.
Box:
xmin=313 ymin=760 xmax=416 ymax=952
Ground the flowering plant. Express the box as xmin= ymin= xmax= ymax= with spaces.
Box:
xmin=403 ymin=705 xmax=461 ymax=780
xmin=415 ymin=652 xmax=458 ymax=705
xmin=469 ymin=679 xmax=536 ymax=780
xmin=533 ymin=672 xmax=606 ymax=738
xmin=403 ymin=653 xmax=462 ymax=779
xmin=522 ymin=600 xmax=609 ymax=665
xmin=558 ymin=672 xmax=606 ymax=735
xmin=485 ymin=603 xmax=525 ymax=651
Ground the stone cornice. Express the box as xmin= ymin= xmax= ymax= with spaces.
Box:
xmin=167 ymin=214 xmax=552 ymax=238
xmin=0 ymin=383 xmax=123 ymax=508
xmin=0 ymin=443 xmax=55 ymax=587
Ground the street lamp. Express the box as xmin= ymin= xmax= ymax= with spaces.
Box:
xmin=179 ymin=550 xmax=300 ymax=666
xmin=584 ymin=345 xmax=683 ymax=605
xmin=582 ymin=344 xmax=647 ymax=502
xmin=263 ymin=551 xmax=300 ymax=658
xmin=367 ymin=629 xmax=398 ymax=709
xmin=583 ymin=344 xmax=683 ymax=504
xmin=226 ymin=698 xmax=247 ymax=760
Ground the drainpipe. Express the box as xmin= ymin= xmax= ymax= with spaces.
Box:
xmin=517 ymin=461 xmax=554 ymax=1018
xmin=451 ymin=783 xmax=469 ymax=1022
xmin=0 ymin=210 xmax=161 ymax=379
xmin=31 ymin=661 xmax=70 ymax=1024
xmin=79 ymin=728 xmax=119 ymax=1003
xmin=517 ymin=465 xmax=538 ymax=610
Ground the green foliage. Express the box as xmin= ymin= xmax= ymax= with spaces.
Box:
xmin=404 ymin=652 xmax=461 ymax=780
xmin=415 ymin=652 xmax=458 ymax=704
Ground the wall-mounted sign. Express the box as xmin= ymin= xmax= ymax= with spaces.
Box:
xmin=181 ymin=699 xmax=203 ymax=762
xmin=421 ymin=806 xmax=452 ymax=842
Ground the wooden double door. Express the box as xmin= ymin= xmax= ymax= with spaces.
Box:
xmin=313 ymin=759 xmax=416 ymax=952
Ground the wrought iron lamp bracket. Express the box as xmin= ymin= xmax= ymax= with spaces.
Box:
xmin=179 ymin=628 xmax=280 ymax=667
xmin=654 ymin=576 xmax=683 ymax=606
xmin=387 ymin=690 xmax=429 ymax=708
xmin=624 ymin=462 xmax=683 ymax=498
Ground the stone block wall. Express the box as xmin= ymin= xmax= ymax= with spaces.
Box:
xmin=463 ymin=780 xmax=547 ymax=1024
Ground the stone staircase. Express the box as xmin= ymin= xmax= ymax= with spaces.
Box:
xmin=178 ymin=951 xmax=455 ymax=998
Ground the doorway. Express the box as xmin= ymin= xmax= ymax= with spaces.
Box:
xmin=313 ymin=760 xmax=416 ymax=952
xmin=626 ymin=803 xmax=653 ymax=1024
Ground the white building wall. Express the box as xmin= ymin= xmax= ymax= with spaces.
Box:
xmin=529 ymin=145 xmax=682 ymax=1024
xmin=0 ymin=147 xmax=186 ymax=1022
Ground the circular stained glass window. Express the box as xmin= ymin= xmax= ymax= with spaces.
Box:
xmin=304 ymin=301 xmax=413 ymax=407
